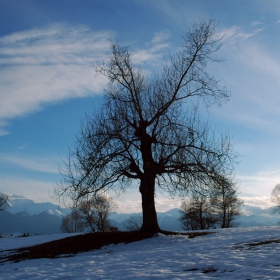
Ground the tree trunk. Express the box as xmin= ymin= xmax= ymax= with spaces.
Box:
xmin=221 ymin=206 xmax=227 ymax=228
xmin=140 ymin=174 xmax=160 ymax=235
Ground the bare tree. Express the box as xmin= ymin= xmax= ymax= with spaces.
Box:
xmin=0 ymin=193 xmax=9 ymax=211
xmin=125 ymin=215 xmax=143 ymax=231
xmin=180 ymin=178 xmax=242 ymax=230
xmin=180 ymin=194 xmax=217 ymax=230
xmin=211 ymin=180 xmax=243 ymax=228
xmin=77 ymin=194 xmax=117 ymax=232
xmin=55 ymin=19 xmax=236 ymax=234
xmin=60 ymin=210 xmax=85 ymax=233
xmin=271 ymin=184 xmax=280 ymax=225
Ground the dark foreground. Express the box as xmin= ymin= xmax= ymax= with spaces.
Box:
xmin=0 ymin=230 xmax=213 ymax=263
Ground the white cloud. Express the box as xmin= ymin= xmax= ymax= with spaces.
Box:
xmin=0 ymin=176 xmax=55 ymax=204
xmin=210 ymin=23 xmax=280 ymax=135
xmin=0 ymin=23 xmax=111 ymax=134
xmin=219 ymin=25 xmax=265 ymax=46
xmin=240 ymin=196 xmax=273 ymax=209
xmin=0 ymin=120 xmax=9 ymax=136
xmin=3 ymin=193 xmax=42 ymax=203
xmin=0 ymin=24 xmax=174 ymax=135
xmin=251 ymin=20 xmax=264 ymax=26
xmin=150 ymin=30 xmax=171 ymax=44
xmin=237 ymin=169 xmax=280 ymax=200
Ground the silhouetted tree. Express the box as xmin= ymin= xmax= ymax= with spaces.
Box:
xmin=180 ymin=179 xmax=242 ymax=230
xmin=0 ymin=193 xmax=9 ymax=211
xmin=77 ymin=194 xmax=117 ymax=232
xmin=180 ymin=194 xmax=217 ymax=230
xmin=55 ymin=19 xmax=236 ymax=234
xmin=211 ymin=180 xmax=243 ymax=228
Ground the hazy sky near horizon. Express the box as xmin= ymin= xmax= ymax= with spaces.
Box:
xmin=1 ymin=0 xmax=280 ymax=212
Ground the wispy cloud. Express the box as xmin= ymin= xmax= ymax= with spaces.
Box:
xmin=0 ymin=176 xmax=55 ymax=203
xmin=0 ymin=23 xmax=111 ymax=135
xmin=0 ymin=24 xmax=172 ymax=135
xmin=3 ymin=193 xmax=42 ymax=203
xmin=150 ymin=30 xmax=171 ymax=44
xmin=131 ymin=31 xmax=170 ymax=65
xmin=240 ymin=196 xmax=273 ymax=209
xmin=0 ymin=153 xmax=59 ymax=174
xmin=237 ymin=169 xmax=280 ymax=199
xmin=251 ymin=20 xmax=264 ymax=26
xmin=211 ymin=23 xmax=280 ymax=134
xmin=219 ymin=25 xmax=265 ymax=45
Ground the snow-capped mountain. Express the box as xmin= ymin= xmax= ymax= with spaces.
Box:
xmin=6 ymin=197 xmax=70 ymax=217
xmin=0 ymin=196 xmax=72 ymax=235
xmin=1 ymin=195 xmax=279 ymax=235
xmin=110 ymin=205 xmax=280 ymax=231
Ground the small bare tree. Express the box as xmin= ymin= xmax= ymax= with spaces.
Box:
xmin=211 ymin=180 xmax=243 ymax=228
xmin=77 ymin=194 xmax=117 ymax=232
xmin=180 ymin=195 xmax=217 ymax=230
xmin=125 ymin=215 xmax=143 ymax=231
xmin=0 ymin=193 xmax=9 ymax=211
xmin=60 ymin=210 xmax=85 ymax=233
xmin=180 ymin=177 xmax=242 ymax=230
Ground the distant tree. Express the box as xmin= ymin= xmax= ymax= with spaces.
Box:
xmin=77 ymin=194 xmax=117 ymax=232
xmin=271 ymin=184 xmax=280 ymax=224
xmin=125 ymin=215 xmax=143 ymax=231
xmin=180 ymin=178 xmax=242 ymax=230
xmin=55 ymin=19 xmax=236 ymax=235
xmin=180 ymin=194 xmax=217 ymax=230
xmin=211 ymin=180 xmax=243 ymax=228
xmin=60 ymin=210 xmax=85 ymax=233
xmin=0 ymin=193 xmax=9 ymax=211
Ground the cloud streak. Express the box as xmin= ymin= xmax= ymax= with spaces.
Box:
xmin=237 ymin=168 xmax=280 ymax=201
xmin=208 ymin=23 xmax=280 ymax=136
xmin=0 ymin=23 xmax=111 ymax=135
xmin=0 ymin=153 xmax=59 ymax=174
xmin=0 ymin=176 xmax=55 ymax=203
xmin=0 ymin=23 xmax=172 ymax=136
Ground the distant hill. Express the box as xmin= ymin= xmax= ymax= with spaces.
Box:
xmin=238 ymin=205 xmax=279 ymax=227
xmin=0 ymin=196 xmax=279 ymax=235
xmin=0 ymin=210 xmax=63 ymax=235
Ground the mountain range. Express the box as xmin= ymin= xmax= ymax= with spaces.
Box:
xmin=0 ymin=197 xmax=279 ymax=235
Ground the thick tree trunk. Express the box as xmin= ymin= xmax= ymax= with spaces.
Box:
xmin=139 ymin=174 xmax=160 ymax=235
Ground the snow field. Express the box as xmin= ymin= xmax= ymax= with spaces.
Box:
xmin=1 ymin=227 xmax=280 ymax=279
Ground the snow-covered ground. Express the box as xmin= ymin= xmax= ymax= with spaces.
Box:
xmin=1 ymin=227 xmax=280 ymax=279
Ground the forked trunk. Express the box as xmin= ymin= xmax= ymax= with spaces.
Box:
xmin=140 ymin=174 xmax=160 ymax=235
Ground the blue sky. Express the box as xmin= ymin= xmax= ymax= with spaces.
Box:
xmin=1 ymin=0 xmax=280 ymax=212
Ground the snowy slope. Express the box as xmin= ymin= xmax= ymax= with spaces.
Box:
xmin=1 ymin=227 xmax=280 ymax=279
